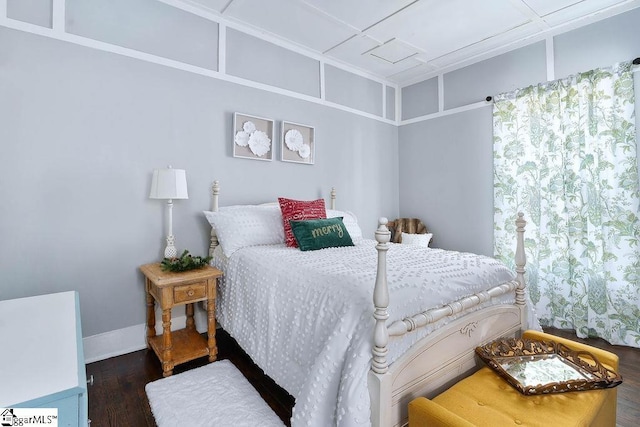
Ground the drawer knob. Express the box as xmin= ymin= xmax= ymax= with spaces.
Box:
xmin=187 ymin=289 xmax=195 ymax=297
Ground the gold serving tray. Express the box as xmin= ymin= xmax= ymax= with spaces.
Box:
xmin=475 ymin=337 xmax=623 ymax=395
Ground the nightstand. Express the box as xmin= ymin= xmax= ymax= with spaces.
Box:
xmin=140 ymin=263 xmax=223 ymax=377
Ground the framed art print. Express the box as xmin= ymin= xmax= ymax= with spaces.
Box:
xmin=233 ymin=113 xmax=274 ymax=161
xmin=281 ymin=121 xmax=315 ymax=165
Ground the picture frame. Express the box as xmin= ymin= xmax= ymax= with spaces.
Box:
xmin=281 ymin=121 xmax=315 ymax=165
xmin=233 ymin=113 xmax=274 ymax=161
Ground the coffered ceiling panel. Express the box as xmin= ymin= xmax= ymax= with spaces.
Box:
xmin=364 ymin=0 xmax=532 ymax=60
xmin=326 ymin=35 xmax=424 ymax=77
xmin=223 ymin=0 xmax=356 ymax=52
xmin=301 ymin=0 xmax=415 ymax=31
xmin=538 ymin=0 xmax=632 ymax=26
xmin=181 ymin=0 xmax=640 ymax=84
xmin=387 ymin=61 xmax=437 ymax=82
xmin=367 ymin=39 xmax=418 ymax=64
xmin=523 ymin=0 xmax=627 ymax=18
xmin=426 ymin=21 xmax=543 ymax=67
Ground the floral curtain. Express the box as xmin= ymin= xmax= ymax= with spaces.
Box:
xmin=493 ymin=61 xmax=640 ymax=347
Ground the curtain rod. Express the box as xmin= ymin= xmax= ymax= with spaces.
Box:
xmin=485 ymin=57 xmax=640 ymax=102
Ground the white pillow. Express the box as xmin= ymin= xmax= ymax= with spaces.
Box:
xmin=401 ymin=232 xmax=433 ymax=247
xmin=326 ymin=209 xmax=363 ymax=240
xmin=203 ymin=205 xmax=284 ymax=256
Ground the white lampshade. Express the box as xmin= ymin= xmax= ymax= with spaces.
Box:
xmin=149 ymin=168 xmax=188 ymax=200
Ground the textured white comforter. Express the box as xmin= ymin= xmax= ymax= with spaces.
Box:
xmin=213 ymin=239 xmax=520 ymax=426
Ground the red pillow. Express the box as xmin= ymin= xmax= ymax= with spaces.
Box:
xmin=278 ymin=197 xmax=327 ymax=247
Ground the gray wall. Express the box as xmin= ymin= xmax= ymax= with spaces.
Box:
xmin=399 ymin=107 xmax=494 ymax=255
xmin=66 ymin=0 xmax=220 ymax=71
xmin=554 ymin=9 xmax=640 ymax=79
xmin=399 ymin=7 xmax=640 ymax=256
xmin=0 ymin=27 xmax=398 ymax=337
xmin=443 ymin=41 xmax=547 ymax=109
xmin=401 ymin=77 xmax=438 ymax=120
xmin=226 ymin=28 xmax=320 ymax=97
xmin=325 ymin=65 xmax=383 ymax=116
xmin=7 ymin=0 xmax=52 ymax=28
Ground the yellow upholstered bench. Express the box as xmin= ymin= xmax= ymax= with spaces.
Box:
xmin=408 ymin=330 xmax=619 ymax=427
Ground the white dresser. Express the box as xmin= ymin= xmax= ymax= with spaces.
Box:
xmin=0 ymin=291 xmax=88 ymax=427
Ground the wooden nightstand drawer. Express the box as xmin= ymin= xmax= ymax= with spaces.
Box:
xmin=174 ymin=282 xmax=207 ymax=303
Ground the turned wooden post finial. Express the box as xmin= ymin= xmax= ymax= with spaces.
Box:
xmin=330 ymin=187 xmax=336 ymax=210
xmin=209 ymin=181 xmax=220 ymax=256
xmin=375 ymin=217 xmax=391 ymax=245
xmin=211 ymin=180 xmax=220 ymax=212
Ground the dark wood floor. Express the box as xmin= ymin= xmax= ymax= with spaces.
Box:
xmin=543 ymin=327 xmax=640 ymax=427
xmin=87 ymin=327 xmax=640 ymax=426
xmin=87 ymin=328 xmax=294 ymax=426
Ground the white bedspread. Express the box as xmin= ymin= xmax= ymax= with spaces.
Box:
xmin=213 ymin=239 xmax=520 ymax=426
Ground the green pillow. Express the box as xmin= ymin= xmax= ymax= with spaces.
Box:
xmin=289 ymin=217 xmax=354 ymax=251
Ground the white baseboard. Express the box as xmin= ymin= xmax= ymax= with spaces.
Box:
xmin=83 ymin=309 xmax=208 ymax=364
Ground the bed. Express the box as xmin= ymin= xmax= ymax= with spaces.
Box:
xmin=204 ymin=181 xmax=534 ymax=427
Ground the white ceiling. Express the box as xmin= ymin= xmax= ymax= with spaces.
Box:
xmin=183 ymin=0 xmax=640 ymax=85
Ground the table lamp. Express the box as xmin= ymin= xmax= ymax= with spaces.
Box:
xmin=149 ymin=166 xmax=189 ymax=258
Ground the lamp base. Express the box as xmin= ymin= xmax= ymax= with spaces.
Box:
xmin=164 ymin=235 xmax=177 ymax=258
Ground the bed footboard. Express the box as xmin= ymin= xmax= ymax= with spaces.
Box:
xmin=369 ymin=305 xmax=522 ymax=426
xmin=369 ymin=214 xmax=528 ymax=427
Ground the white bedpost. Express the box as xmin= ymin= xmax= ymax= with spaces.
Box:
xmin=209 ymin=181 xmax=220 ymax=257
xmin=515 ymin=212 xmax=527 ymax=329
xmin=330 ymin=187 xmax=336 ymax=210
xmin=369 ymin=217 xmax=392 ymax=427
xmin=372 ymin=217 xmax=391 ymax=373
xmin=211 ymin=180 xmax=219 ymax=212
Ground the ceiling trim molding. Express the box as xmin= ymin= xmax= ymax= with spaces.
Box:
xmin=398 ymin=0 xmax=640 ymax=88
xmin=545 ymin=36 xmax=555 ymax=81
xmin=437 ymin=75 xmax=444 ymax=112
xmin=0 ymin=16 xmax=396 ymax=126
xmin=158 ymin=0 xmax=398 ymax=88
xmin=395 ymin=84 xmax=401 ymax=124
xmin=218 ymin=22 xmax=227 ymax=74
xmin=505 ymin=0 xmax=550 ymax=30
xmin=319 ymin=60 xmax=326 ymax=100
xmin=400 ymin=100 xmax=492 ymax=127
xmin=400 ymin=64 xmax=640 ymax=127
xmin=52 ymin=0 xmax=65 ymax=33
xmin=298 ymin=0 xmax=361 ymax=34
xmin=219 ymin=0 xmax=234 ymax=15
xmin=382 ymin=83 xmax=387 ymax=120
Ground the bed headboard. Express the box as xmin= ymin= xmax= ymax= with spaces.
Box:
xmin=208 ymin=181 xmax=337 ymax=256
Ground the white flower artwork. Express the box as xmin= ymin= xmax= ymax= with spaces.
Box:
xmin=284 ymin=129 xmax=304 ymax=151
xmin=234 ymin=130 xmax=249 ymax=147
xmin=248 ymin=130 xmax=271 ymax=157
xmin=242 ymin=121 xmax=256 ymax=134
xmin=233 ymin=113 xmax=274 ymax=161
xmin=281 ymin=121 xmax=314 ymax=164
xmin=298 ymin=144 xmax=311 ymax=159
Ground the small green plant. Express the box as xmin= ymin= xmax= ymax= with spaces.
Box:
xmin=160 ymin=250 xmax=213 ymax=272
